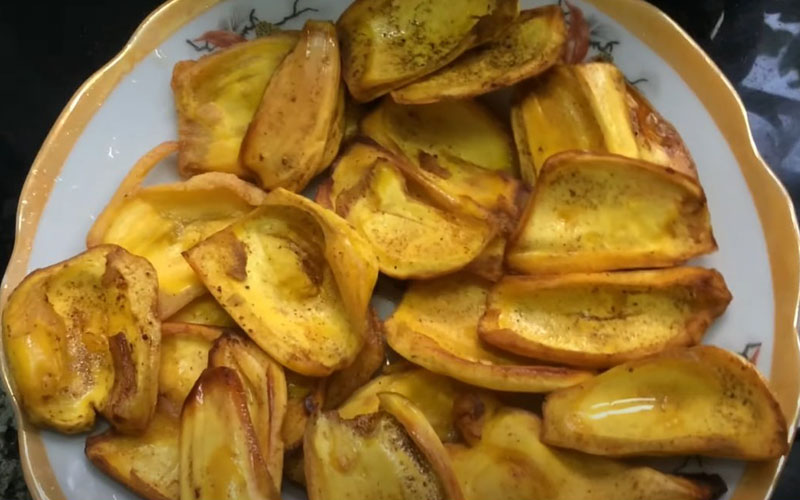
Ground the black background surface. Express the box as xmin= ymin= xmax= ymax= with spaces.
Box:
xmin=0 ymin=1 xmax=799 ymax=499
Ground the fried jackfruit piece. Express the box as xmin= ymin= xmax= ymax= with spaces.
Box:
xmin=86 ymin=324 xmax=221 ymax=500
xmin=378 ymin=392 xmax=464 ymax=500
xmin=338 ymin=369 xmax=461 ymax=442
xmin=165 ymin=294 xmax=236 ymax=328
xmin=240 ymin=21 xmax=344 ymax=192
xmin=511 ymin=62 xmax=696 ymax=185
xmin=322 ymin=141 xmax=495 ymax=279
xmin=361 ymin=98 xmax=521 ymax=228
xmin=324 ymin=309 xmax=386 ymax=409
xmin=208 ymin=331 xmax=287 ymax=490
xmin=3 ymin=245 xmax=160 ymax=434
xmin=479 ymin=268 xmax=732 ymax=368
xmin=157 ymin=323 xmax=222 ymax=417
xmin=184 ymin=188 xmax=379 ymax=376
xmin=384 ymin=273 xmax=593 ymax=392
xmin=282 ymin=372 xmax=326 ymax=451
xmin=181 ymin=367 xmax=280 ymax=500
xmin=362 ymin=98 xmax=517 ymax=175
xmin=171 ymin=33 xmax=298 ymax=177
xmin=337 ymin=0 xmax=519 ymax=102
xmin=542 ymin=345 xmax=789 ymax=459
xmin=506 ymin=152 xmax=716 ymax=274
xmin=448 ymin=405 xmax=714 ymax=500
xmin=304 ymin=394 xmax=464 ymax=500
xmin=393 ymin=6 xmax=566 ymax=103
xmin=86 ymin=411 xmax=180 ymax=500
xmin=88 ymin=142 xmax=267 ymax=318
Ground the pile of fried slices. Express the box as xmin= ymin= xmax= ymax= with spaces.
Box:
xmin=2 ymin=1 xmax=788 ymax=500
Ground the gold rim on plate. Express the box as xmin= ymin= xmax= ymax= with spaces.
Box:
xmin=0 ymin=0 xmax=797 ymax=499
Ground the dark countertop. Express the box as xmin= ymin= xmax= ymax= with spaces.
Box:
xmin=0 ymin=1 xmax=798 ymax=499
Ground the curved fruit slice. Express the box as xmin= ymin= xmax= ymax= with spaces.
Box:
xmin=88 ymin=142 xmax=267 ymax=318
xmin=337 ymin=0 xmax=518 ymax=102
xmin=180 ymin=367 xmax=280 ymax=500
xmin=184 ymin=188 xmax=379 ymax=376
xmin=384 ymin=273 xmax=593 ymax=392
xmin=511 ymin=62 xmax=695 ymax=185
xmin=324 ymin=309 xmax=386 ymax=409
xmin=157 ymin=323 xmax=222 ymax=417
xmin=165 ymin=294 xmax=236 ymax=328
xmin=449 ymin=406 xmax=714 ymax=500
xmin=362 ymin=98 xmax=517 ymax=175
xmin=209 ymin=331 xmax=287 ymax=490
xmin=171 ymin=33 xmax=298 ymax=177
xmin=626 ymin=83 xmax=695 ymax=176
xmin=393 ymin=6 xmax=566 ymax=103
xmin=282 ymin=372 xmax=326 ymax=451
xmin=338 ymin=368 xmax=460 ymax=442
xmin=378 ymin=392 xmax=464 ymax=500
xmin=479 ymin=268 xmax=732 ymax=368
xmin=361 ymin=99 xmax=520 ymax=227
xmin=323 ymin=141 xmax=494 ymax=279
xmin=85 ymin=323 xmax=218 ymax=500
xmin=507 ymin=152 xmax=716 ymax=274
xmin=3 ymin=245 xmax=160 ymax=434
xmin=240 ymin=21 xmax=343 ymax=192
xmin=86 ymin=411 xmax=180 ymax=500
xmin=304 ymin=399 xmax=463 ymax=500
xmin=542 ymin=345 xmax=788 ymax=459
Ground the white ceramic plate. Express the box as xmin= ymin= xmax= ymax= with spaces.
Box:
xmin=1 ymin=1 xmax=798 ymax=499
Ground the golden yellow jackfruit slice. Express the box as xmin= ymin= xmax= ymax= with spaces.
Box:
xmin=240 ymin=21 xmax=343 ymax=192
xmin=511 ymin=62 xmax=696 ymax=185
xmin=282 ymin=372 xmax=326 ymax=451
xmin=337 ymin=0 xmax=518 ymax=102
xmin=171 ymin=33 xmax=298 ymax=177
xmin=208 ymin=331 xmax=287 ymax=490
xmin=449 ymin=406 xmax=714 ymax=500
xmin=3 ymin=245 xmax=160 ymax=434
xmin=542 ymin=345 xmax=789 ymax=459
xmin=324 ymin=309 xmax=386 ymax=409
xmin=180 ymin=366 xmax=280 ymax=500
xmin=86 ymin=324 xmax=221 ymax=500
xmin=378 ymin=392 xmax=465 ymax=500
xmin=362 ymin=98 xmax=517 ymax=175
xmin=626 ymin=83 xmax=696 ymax=176
xmin=385 ymin=273 xmax=594 ymax=392
xmin=322 ymin=141 xmax=495 ymax=279
xmin=361 ymin=98 xmax=521 ymax=227
xmin=165 ymin=294 xmax=236 ymax=328
xmin=157 ymin=323 xmax=221 ymax=417
xmin=88 ymin=142 xmax=267 ymax=318
xmin=506 ymin=152 xmax=716 ymax=274
xmin=479 ymin=268 xmax=732 ymax=368
xmin=181 ymin=367 xmax=280 ymax=500
xmin=393 ymin=6 xmax=566 ymax=103
xmin=184 ymin=188 xmax=378 ymax=376
xmin=304 ymin=395 xmax=464 ymax=500
xmin=86 ymin=411 xmax=180 ymax=500
xmin=338 ymin=368 xmax=460 ymax=442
